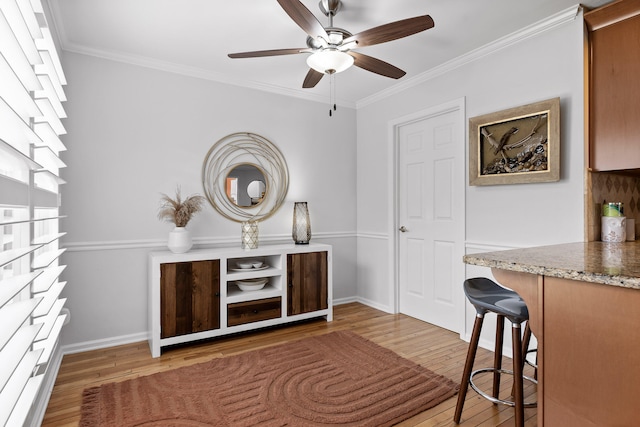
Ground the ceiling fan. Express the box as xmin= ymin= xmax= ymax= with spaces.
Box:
xmin=228 ymin=0 xmax=435 ymax=89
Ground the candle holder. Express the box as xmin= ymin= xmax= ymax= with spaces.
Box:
xmin=241 ymin=221 xmax=259 ymax=249
xmin=292 ymin=202 xmax=311 ymax=244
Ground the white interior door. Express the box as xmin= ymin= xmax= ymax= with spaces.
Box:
xmin=397 ymin=106 xmax=464 ymax=332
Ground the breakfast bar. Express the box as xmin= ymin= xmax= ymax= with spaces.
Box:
xmin=464 ymin=242 xmax=640 ymax=426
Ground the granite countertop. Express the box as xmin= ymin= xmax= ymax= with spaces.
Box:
xmin=463 ymin=241 xmax=640 ymax=290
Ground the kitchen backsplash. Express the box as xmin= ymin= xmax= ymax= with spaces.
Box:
xmin=589 ymin=171 xmax=640 ymax=241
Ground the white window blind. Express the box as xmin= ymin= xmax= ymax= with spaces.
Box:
xmin=0 ymin=0 xmax=68 ymax=425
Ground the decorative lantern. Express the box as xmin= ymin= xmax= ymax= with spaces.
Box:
xmin=292 ymin=202 xmax=311 ymax=244
xmin=241 ymin=221 xmax=259 ymax=249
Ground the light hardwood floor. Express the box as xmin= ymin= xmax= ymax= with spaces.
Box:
xmin=42 ymin=303 xmax=537 ymax=426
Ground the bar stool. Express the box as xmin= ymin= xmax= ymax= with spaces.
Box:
xmin=453 ymin=277 xmax=537 ymax=427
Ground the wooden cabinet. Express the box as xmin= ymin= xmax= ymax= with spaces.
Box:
xmin=542 ymin=276 xmax=639 ymax=426
xmin=287 ymin=252 xmax=328 ymax=316
xmin=586 ymin=0 xmax=640 ymax=171
xmin=493 ymin=268 xmax=640 ymax=426
xmin=160 ymin=260 xmax=220 ymax=338
xmin=149 ymin=243 xmax=332 ymax=357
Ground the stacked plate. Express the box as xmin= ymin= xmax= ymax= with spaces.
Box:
xmin=236 ymin=277 xmax=268 ymax=291
xmin=231 ymin=260 xmax=267 ymax=272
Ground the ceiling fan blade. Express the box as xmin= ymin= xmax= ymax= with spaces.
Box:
xmin=343 ymin=15 xmax=434 ymax=48
xmin=303 ymin=68 xmax=324 ymax=88
xmin=228 ymin=48 xmax=312 ymax=58
xmin=277 ymin=0 xmax=328 ymax=40
xmin=349 ymin=51 xmax=406 ymax=79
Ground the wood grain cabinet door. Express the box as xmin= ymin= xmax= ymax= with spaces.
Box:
xmin=287 ymin=251 xmax=328 ymax=316
xmin=588 ymin=11 xmax=640 ymax=171
xmin=160 ymin=260 xmax=220 ymax=338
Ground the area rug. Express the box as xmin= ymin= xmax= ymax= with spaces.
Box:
xmin=80 ymin=331 xmax=458 ymax=426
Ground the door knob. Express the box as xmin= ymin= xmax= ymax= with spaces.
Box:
xmin=399 ymin=226 xmax=408 ymax=232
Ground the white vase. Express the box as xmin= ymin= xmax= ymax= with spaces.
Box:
xmin=167 ymin=226 xmax=192 ymax=253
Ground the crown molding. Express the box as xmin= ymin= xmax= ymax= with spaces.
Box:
xmin=42 ymin=1 xmax=579 ymax=112
xmin=356 ymin=4 xmax=582 ymax=109
xmin=43 ymin=0 xmax=355 ymax=110
xmin=63 ymin=42 xmax=356 ymax=109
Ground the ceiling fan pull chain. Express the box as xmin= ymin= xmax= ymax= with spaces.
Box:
xmin=329 ymin=72 xmax=333 ymax=117
xmin=333 ymin=73 xmax=337 ymax=113
xmin=327 ymin=71 xmax=337 ymax=117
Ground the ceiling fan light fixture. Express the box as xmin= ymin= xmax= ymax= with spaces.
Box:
xmin=306 ymin=49 xmax=354 ymax=74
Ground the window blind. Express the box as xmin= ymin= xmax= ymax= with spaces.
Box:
xmin=0 ymin=0 xmax=68 ymax=425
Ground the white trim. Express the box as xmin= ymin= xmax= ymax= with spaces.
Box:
xmin=357 ymin=5 xmax=581 ymax=108
xmin=332 ymin=296 xmax=359 ymax=306
xmin=356 ymin=232 xmax=388 ymax=240
xmin=61 ymin=43 xmax=355 ymax=109
xmin=61 ymin=331 xmax=150 ymax=355
xmin=43 ymin=0 xmax=356 ymax=110
xmin=43 ymin=0 xmax=578 ymax=111
xmin=388 ymin=97 xmax=467 ymax=332
xmin=43 ymin=1 xmax=356 ymax=109
xmin=60 ymin=298 xmax=380 ymax=355
xmin=62 ymin=231 xmax=357 ymax=252
xmin=351 ymin=296 xmax=393 ymax=314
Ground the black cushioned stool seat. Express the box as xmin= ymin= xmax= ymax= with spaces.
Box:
xmin=453 ymin=277 xmax=536 ymax=427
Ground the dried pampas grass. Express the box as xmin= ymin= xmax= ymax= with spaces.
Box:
xmin=158 ymin=187 xmax=205 ymax=227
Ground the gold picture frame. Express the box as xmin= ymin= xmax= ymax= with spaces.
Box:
xmin=469 ymin=97 xmax=560 ymax=186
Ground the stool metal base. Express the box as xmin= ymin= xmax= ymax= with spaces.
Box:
xmin=525 ymin=349 xmax=538 ymax=369
xmin=469 ymin=367 xmax=537 ymax=408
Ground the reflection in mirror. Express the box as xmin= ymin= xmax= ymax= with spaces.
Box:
xmin=247 ymin=180 xmax=266 ymax=205
xmin=225 ymin=164 xmax=266 ymax=207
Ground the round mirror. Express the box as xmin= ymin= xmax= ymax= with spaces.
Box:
xmin=225 ymin=164 xmax=267 ymax=207
xmin=202 ymin=132 xmax=289 ymax=223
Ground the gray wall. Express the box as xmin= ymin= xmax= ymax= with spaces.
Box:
xmin=355 ymin=10 xmax=585 ymax=336
xmin=59 ymin=52 xmax=357 ymax=350
xmin=59 ymin=8 xmax=587 ymax=352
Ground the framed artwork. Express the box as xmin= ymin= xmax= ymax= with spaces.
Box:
xmin=469 ymin=97 xmax=560 ymax=186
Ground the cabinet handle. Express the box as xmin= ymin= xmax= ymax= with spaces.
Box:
xmin=253 ymin=310 xmax=258 ymax=314
xmin=214 ymin=292 xmax=220 ymax=297
xmin=288 ymin=283 xmax=293 ymax=288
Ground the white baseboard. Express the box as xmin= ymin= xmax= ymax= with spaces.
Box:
xmin=62 ymin=298 xmax=392 ymax=355
xmin=332 ymin=296 xmax=358 ymax=306
xmin=62 ymin=331 xmax=150 ymax=355
xmin=351 ymin=296 xmax=393 ymax=314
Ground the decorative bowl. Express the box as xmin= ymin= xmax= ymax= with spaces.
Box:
xmin=236 ymin=278 xmax=268 ymax=291
xmin=236 ymin=261 xmax=253 ymax=269
xmin=252 ymin=261 xmax=263 ymax=268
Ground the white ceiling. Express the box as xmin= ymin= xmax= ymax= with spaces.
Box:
xmin=46 ymin=0 xmax=612 ymax=107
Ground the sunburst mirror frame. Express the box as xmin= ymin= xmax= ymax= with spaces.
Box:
xmin=202 ymin=132 xmax=289 ymax=223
